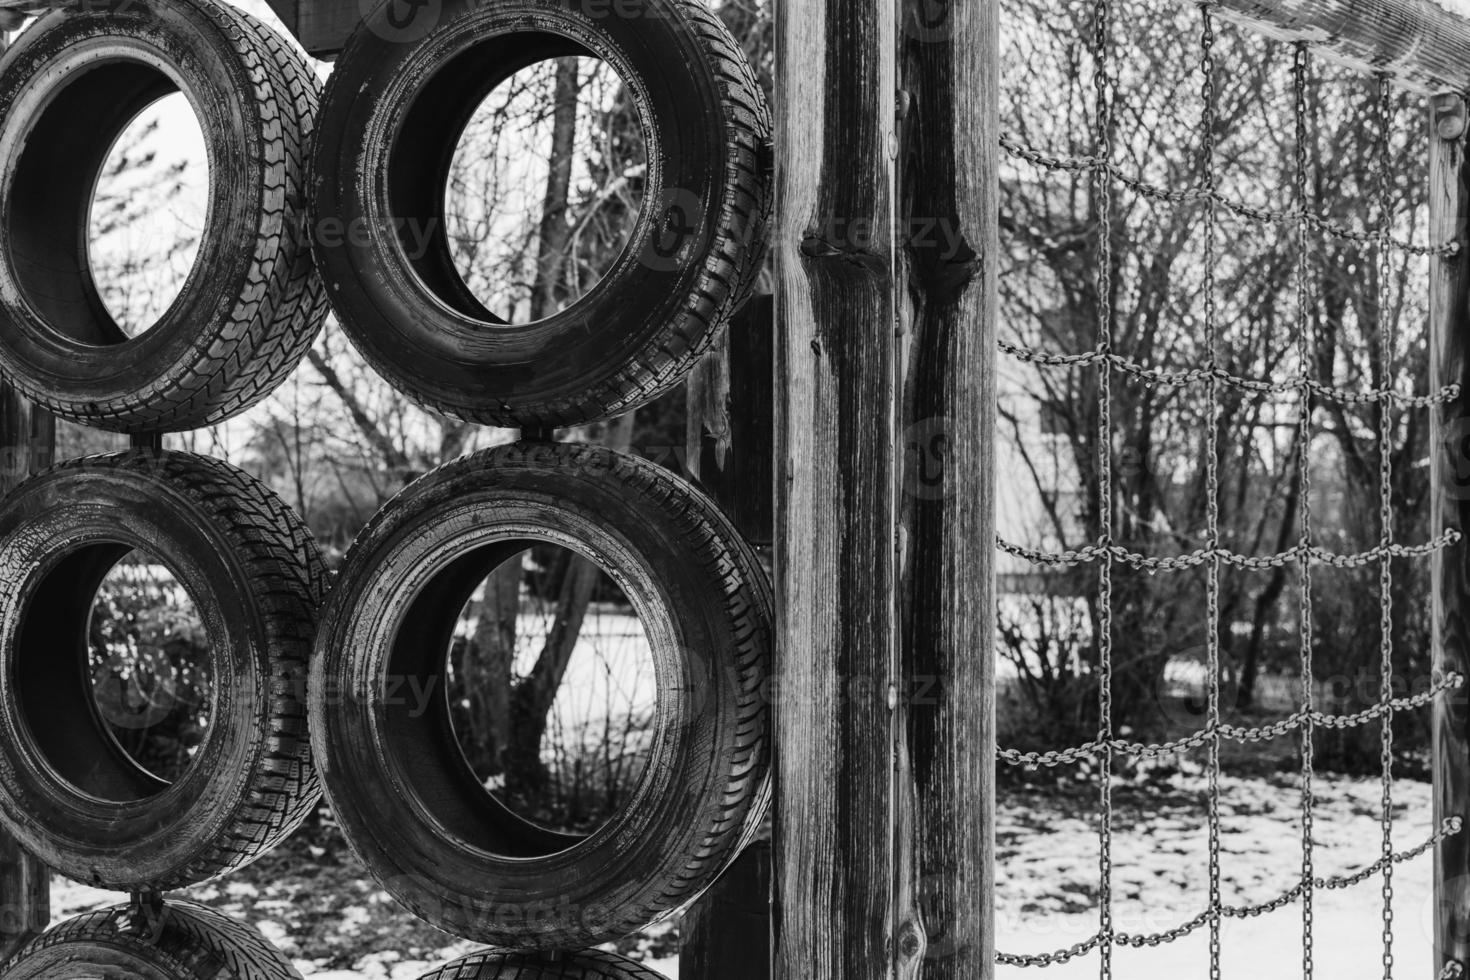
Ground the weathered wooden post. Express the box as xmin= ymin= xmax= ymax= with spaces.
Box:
xmin=1432 ymin=89 xmax=1470 ymax=980
xmin=895 ymin=0 xmax=997 ymax=976
xmin=0 ymin=385 xmax=51 ymax=960
xmin=774 ymin=0 xmax=902 ymax=974
xmin=774 ymin=0 xmax=996 ymax=975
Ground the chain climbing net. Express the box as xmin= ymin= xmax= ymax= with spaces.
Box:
xmin=994 ymin=0 xmax=1468 ymax=976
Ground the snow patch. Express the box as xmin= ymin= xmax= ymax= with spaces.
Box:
xmin=1429 ymin=0 xmax=1470 ymax=18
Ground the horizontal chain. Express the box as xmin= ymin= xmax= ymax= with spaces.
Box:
xmin=1000 ymin=340 xmax=1462 ymax=407
xmin=998 ymin=817 xmax=1463 ymax=967
xmin=999 ymin=133 xmax=1459 ymax=257
xmin=997 ymin=529 xmax=1460 ymax=573
xmin=998 ymin=672 xmax=1464 ymax=768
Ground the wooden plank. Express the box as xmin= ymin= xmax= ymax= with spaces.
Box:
xmin=0 ymin=385 xmax=52 ymax=961
xmin=0 ymin=834 xmax=47 ymax=961
xmin=894 ymin=0 xmax=997 ymax=975
xmin=295 ymin=0 xmax=361 ymax=61
xmin=1433 ymin=91 xmax=1470 ymax=980
xmin=679 ymin=841 xmax=772 ymax=979
xmin=773 ymin=0 xmax=899 ymax=974
xmin=260 ymin=0 xmax=302 ymax=52
xmin=686 ymin=294 xmax=775 ymax=547
xmin=682 ymin=292 xmax=774 ymax=979
xmin=1183 ymin=0 xmax=1470 ymax=95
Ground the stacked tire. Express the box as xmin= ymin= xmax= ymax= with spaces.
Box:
xmin=0 ymin=0 xmax=328 ymax=970
xmin=0 ymin=0 xmax=773 ymax=973
xmin=306 ymin=0 xmax=775 ymax=966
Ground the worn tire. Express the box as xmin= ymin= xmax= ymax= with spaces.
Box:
xmin=311 ymin=442 xmax=772 ymax=948
xmin=417 ymin=948 xmax=668 ymax=979
xmin=310 ymin=0 xmax=772 ymax=427
xmin=0 ymin=0 xmax=327 ymax=433
xmin=0 ymin=451 xmax=325 ymax=890
xmin=0 ymin=900 xmax=302 ymax=979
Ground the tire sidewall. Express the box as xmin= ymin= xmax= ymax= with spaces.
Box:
xmin=312 ymin=0 xmax=736 ymax=425
xmin=312 ymin=444 xmax=770 ymax=945
xmin=3 ymin=900 xmax=301 ymax=979
xmin=0 ymin=0 xmax=272 ymax=415
xmin=0 ymin=460 xmax=271 ymax=888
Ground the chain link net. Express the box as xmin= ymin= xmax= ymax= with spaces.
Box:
xmin=994 ymin=0 xmax=1466 ymax=975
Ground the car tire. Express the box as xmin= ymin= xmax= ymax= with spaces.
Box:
xmin=0 ymin=0 xmax=327 ymax=432
xmin=0 ymin=451 xmax=325 ymax=890
xmin=0 ymin=900 xmax=302 ymax=979
xmin=310 ymin=0 xmax=772 ymax=427
xmin=311 ymin=442 xmax=772 ymax=948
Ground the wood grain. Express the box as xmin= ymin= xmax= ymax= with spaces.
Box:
xmin=774 ymin=0 xmax=900 ymax=975
xmin=1432 ymin=91 xmax=1470 ymax=979
xmin=1188 ymin=0 xmax=1470 ymax=94
xmin=0 ymin=384 xmax=52 ymax=961
xmin=895 ymin=0 xmax=997 ymax=976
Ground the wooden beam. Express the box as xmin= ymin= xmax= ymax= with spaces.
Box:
xmin=1185 ymin=0 xmax=1470 ymax=95
xmin=1433 ymin=90 xmax=1470 ymax=979
xmin=773 ymin=0 xmax=900 ymax=974
xmin=679 ymin=840 xmax=772 ymax=979
xmin=686 ymin=294 xmax=775 ymax=547
xmin=260 ymin=0 xmax=356 ymax=61
xmin=0 ymin=834 xmax=47 ymax=961
xmin=681 ymin=293 xmax=775 ymax=980
xmin=895 ymin=0 xmax=997 ymax=975
xmin=0 ymin=385 xmax=51 ymax=961
xmin=294 ymin=0 xmax=361 ymax=61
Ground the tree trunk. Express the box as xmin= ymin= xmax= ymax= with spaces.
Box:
xmin=530 ymin=57 xmax=582 ymax=322
xmin=1237 ymin=447 xmax=1303 ymax=711
xmin=457 ymin=556 xmax=522 ymax=778
xmin=502 ymin=413 xmax=636 ymax=797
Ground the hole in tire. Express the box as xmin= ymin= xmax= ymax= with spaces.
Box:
xmin=446 ymin=543 xmax=657 ymax=837
xmin=87 ymin=92 xmax=209 ymax=338
xmin=440 ymin=54 xmax=648 ymax=324
xmin=87 ymin=549 xmax=214 ymax=787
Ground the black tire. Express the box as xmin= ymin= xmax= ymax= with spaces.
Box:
xmin=310 ymin=0 xmax=772 ymax=428
xmin=0 ymin=0 xmax=327 ymax=433
xmin=311 ymin=442 xmax=772 ymax=948
xmin=0 ymin=451 xmax=325 ymax=890
xmin=1 ymin=900 xmax=302 ymax=979
xmin=417 ymin=948 xmax=668 ymax=979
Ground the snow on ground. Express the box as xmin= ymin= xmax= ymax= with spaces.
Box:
xmin=996 ymin=769 xmax=1438 ymax=979
xmin=43 ymin=768 xmax=1437 ymax=978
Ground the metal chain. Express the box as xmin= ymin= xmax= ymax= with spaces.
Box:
xmin=1198 ymin=8 xmax=1224 ymax=976
xmin=1293 ymin=41 xmax=1317 ymax=980
xmin=997 ymin=672 xmax=1464 ymax=767
xmin=997 ymin=133 xmax=1460 ymax=257
xmin=1374 ymin=74 xmax=1397 ymax=980
xmin=997 ymin=817 xmax=1465 ymax=969
xmin=1092 ymin=0 xmax=1115 ymax=971
xmin=1002 ymin=6 xmax=1451 ymax=975
xmin=996 ymin=528 xmax=1460 ymax=571
xmin=998 ymin=338 xmax=1461 ymax=407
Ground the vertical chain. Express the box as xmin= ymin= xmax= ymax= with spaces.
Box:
xmin=1198 ymin=7 xmax=1223 ymax=979
xmin=1092 ymin=0 xmax=1115 ymax=973
xmin=1292 ymin=41 xmax=1317 ymax=980
xmin=1373 ymin=74 xmax=1397 ymax=980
